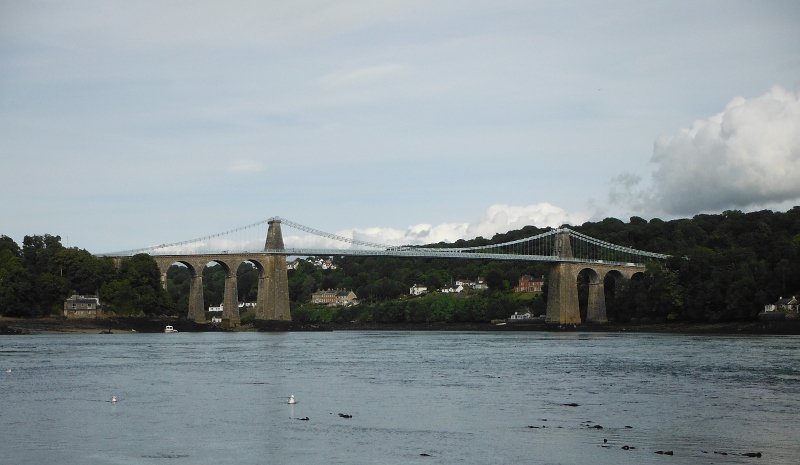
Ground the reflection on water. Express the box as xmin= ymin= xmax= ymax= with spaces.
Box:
xmin=1 ymin=332 xmax=798 ymax=464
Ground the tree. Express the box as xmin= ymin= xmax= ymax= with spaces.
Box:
xmin=100 ymin=254 xmax=173 ymax=316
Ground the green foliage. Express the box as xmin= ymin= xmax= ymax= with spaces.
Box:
xmin=291 ymin=292 xmax=531 ymax=324
xmin=100 ymin=254 xmax=173 ymax=316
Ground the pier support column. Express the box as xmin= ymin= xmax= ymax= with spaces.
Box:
xmin=222 ymin=273 xmax=240 ymax=327
xmin=586 ymin=281 xmax=608 ymax=323
xmin=255 ymin=273 xmax=267 ymax=320
xmin=262 ymin=219 xmax=291 ymax=321
xmin=188 ymin=274 xmax=205 ymax=323
xmin=546 ymin=263 xmax=581 ymax=324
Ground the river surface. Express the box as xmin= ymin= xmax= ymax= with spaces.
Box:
xmin=1 ymin=331 xmax=798 ymax=464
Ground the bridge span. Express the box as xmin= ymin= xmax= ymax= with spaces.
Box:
xmin=104 ymin=218 xmax=668 ymax=326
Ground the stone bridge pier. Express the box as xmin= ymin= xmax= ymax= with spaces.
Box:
xmin=152 ymin=219 xmax=291 ymax=325
xmin=545 ymin=231 xmax=643 ymax=325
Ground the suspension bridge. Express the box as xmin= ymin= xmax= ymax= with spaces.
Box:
xmin=101 ymin=217 xmax=669 ymax=326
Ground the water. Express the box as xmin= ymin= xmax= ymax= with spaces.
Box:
xmin=1 ymin=331 xmax=798 ymax=464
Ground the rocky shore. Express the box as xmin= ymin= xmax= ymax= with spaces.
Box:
xmin=2 ymin=316 xmax=799 ymax=335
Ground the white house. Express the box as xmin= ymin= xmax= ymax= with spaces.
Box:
xmin=508 ymin=311 xmax=534 ymax=321
xmin=209 ymin=302 xmax=255 ymax=313
xmin=774 ymin=296 xmax=799 ymax=312
xmin=440 ymin=284 xmax=464 ymax=294
xmin=410 ymin=284 xmax=428 ymax=296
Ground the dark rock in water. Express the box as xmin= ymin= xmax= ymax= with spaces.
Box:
xmin=419 ymin=453 xmax=430 ymax=456
xmin=741 ymin=452 xmax=762 ymax=458
xmin=624 ymin=425 xmax=633 ymax=429
xmin=527 ymin=426 xmax=538 ymax=428
xmin=655 ymin=451 xmax=673 ymax=455
xmin=665 ymin=451 xmax=673 ymax=455
xmin=592 ymin=425 xmax=603 ymax=429
xmin=297 ymin=417 xmax=309 ymax=421
xmin=621 ymin=445 xmax=635 ymax=450
xmin=564 ymin=403 xmax=580 ymax=407
xmin=714 ymin=451 xmax=728 ymax=455
xmin=338 ymin=413 xmax=352 ymax=418
xmin=603 ymin=439 xmax=607 ymax=443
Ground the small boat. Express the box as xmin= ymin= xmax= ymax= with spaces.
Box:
xmin=288 ymin=395 xmax=296 ymax=404
xmin=110 ymin=396 xmax=117 ymax=403
xmin=164 ymin=325 xmax=178 ymax=333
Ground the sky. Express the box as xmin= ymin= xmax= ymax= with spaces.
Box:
xmin=1 ymin=0 xmax=799 ymax=253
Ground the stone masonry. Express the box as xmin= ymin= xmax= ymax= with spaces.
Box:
xmin=152 ymin=220 xmax=292 ymax=325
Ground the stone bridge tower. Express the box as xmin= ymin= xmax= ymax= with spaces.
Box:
xmin=259 ymin=219 xmax=291 ymax=321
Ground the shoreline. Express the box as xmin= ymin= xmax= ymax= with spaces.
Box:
xmin=2 ymin=317 xmax=799 ymax=335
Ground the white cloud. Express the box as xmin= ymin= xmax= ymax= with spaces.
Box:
xmin=283 ymin=203 xmax=589 ymax=249
xmin=611 ymin=85 xmax=800 ymax=216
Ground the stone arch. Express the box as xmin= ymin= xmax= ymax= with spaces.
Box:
xmin=546 ymin=262 xmax=645 ymax=325
xmin=239 ymin=258 xmax=270 ymax=320
xmin=576 ymin=267 xmax=602 ymax=323
xmin=581 ymin=267 xmax=608 ymax=323
xmin=165 ymin=260 xmax=199 ymax=320
xmin=199 ymin=258 xmax=240 ymax=326
xmin=153 ymin=258 xmax=207 ymax=323
xmin=600 ymin=269 xmax=626 ymax=322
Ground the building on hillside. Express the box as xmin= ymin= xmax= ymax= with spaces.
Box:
xmin=308 ymin=258 xmax=338 ymax=270
xmin=63 ymin=295 xmax=103 ymax=319
xmin=210 ymin=316 xmax=223 ymax=323
xmin=287 ymin=259 xmax=302 ymax=270
xmin=773 ymin=296 xmax=799 ymax=312
xmin=473 ymin=277 xmax=488 ymax=291
xmin=410 ymin=284 xmax=428 ymax=296
xmin=455 ymin=279 xmax=474 ymax=287
xmin=311 ymin=289 xmax=359 ymax=306
xmin=440 ymin=284 xmax=464 ymax=294
xmin=508 ymin=311 xmax=534 ymax=321
xmin=515 ymin=275 xmax=545 ymax=293
xmin=208 ymin=302 xmax=256 ymax=313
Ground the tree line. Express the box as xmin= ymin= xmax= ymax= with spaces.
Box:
xmin=2 ymin=207 xmax=799 ymax=322
xmin=0 ymin=234 xmax=171 ymax=317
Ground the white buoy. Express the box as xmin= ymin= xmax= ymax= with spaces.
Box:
xmin=5 ymin=368 xmax=11 ymax=373
xmin=110 ymin=396 xmax=117 ymax=403
xmin=288 ymin=395 xmax=296 ymax=404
